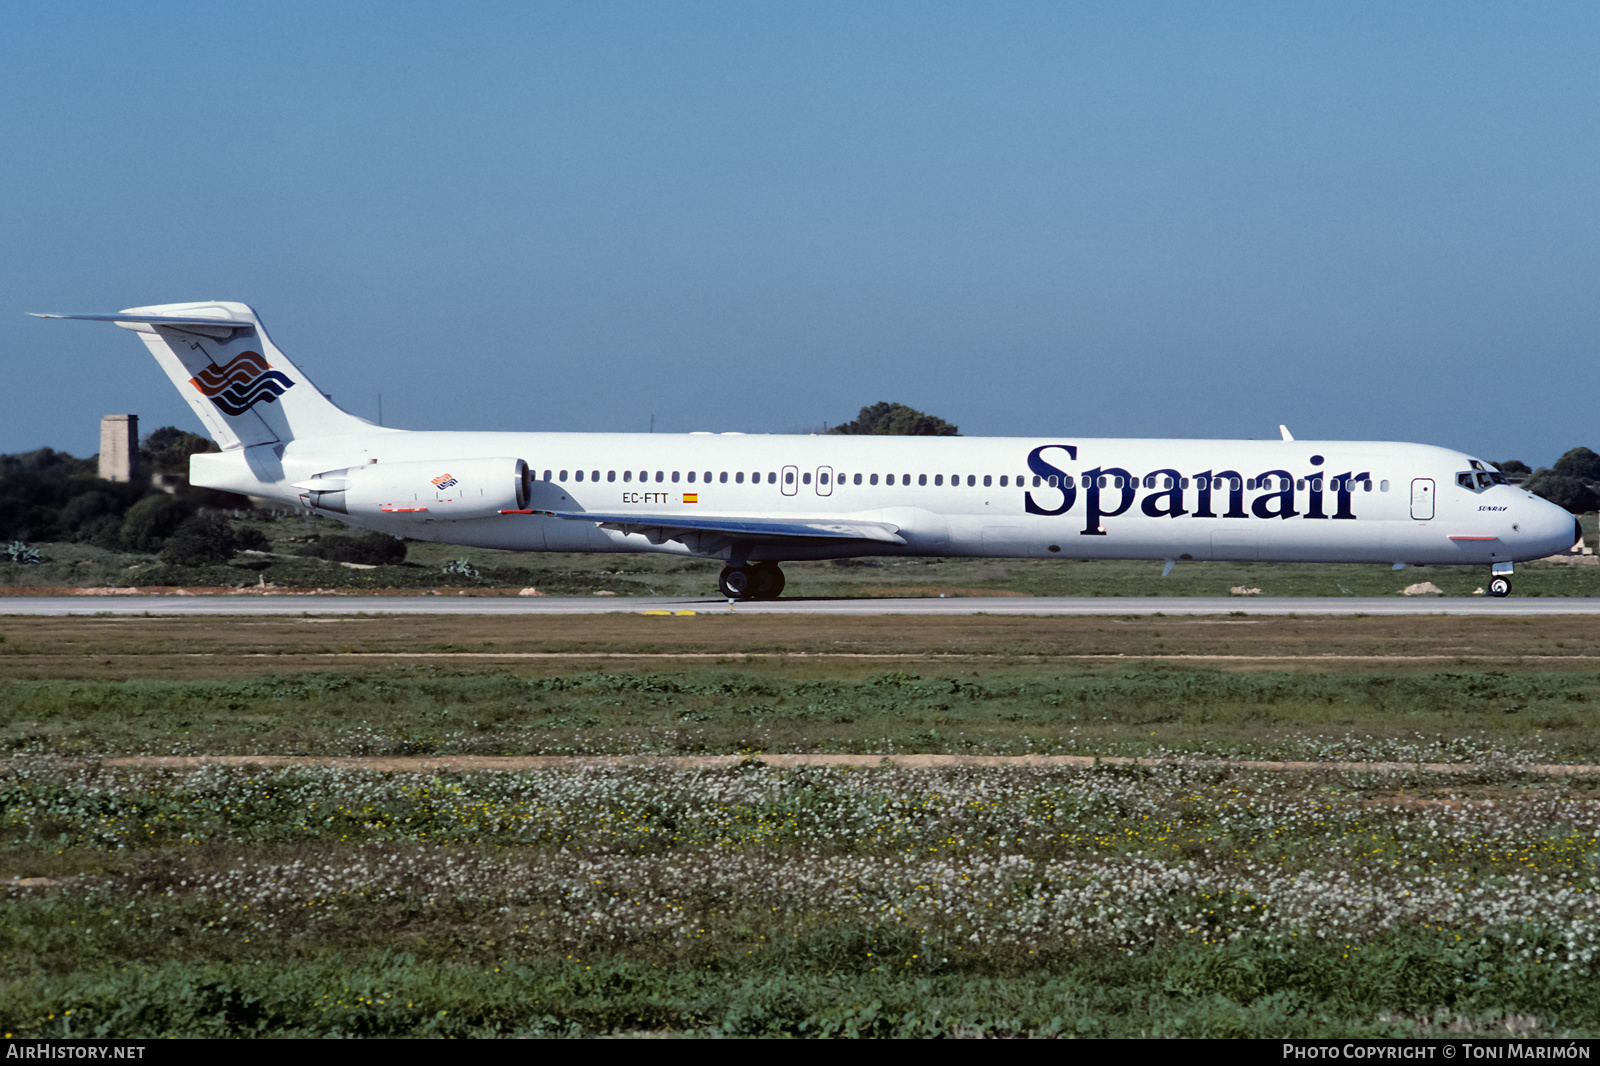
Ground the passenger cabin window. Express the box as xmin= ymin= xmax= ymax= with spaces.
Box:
xmin=687 ymin=471 xmax=696 ymax=483
xmin=720 ymin=472 xmax=728 ymax=483
xmin=575 ymin=470 xmax=584 ymax=482
xmin=607 ymin=471 xmax=616 ymax=482
xmin=934 ymin=475 xmax=943 ymax=486
xmin=736 ymin=472 xmax=745 ymax=484
xmin=918 ymin=474 xmax=927 ymax=486
xmin=671 ymin=471 xmax=680 ymax=483
xmin=559 ymin=470 xmax=568 ymax=481
xmin=870 ymin=474 xmax=879 ymax=485
xmin=967 ymin=475 xmax=976 ymax=487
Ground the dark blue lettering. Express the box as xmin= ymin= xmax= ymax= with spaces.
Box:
xmin=1251 ymin=469 xmax=1298 ymax=520
xmin=1333 ymin=471 xmax=1366 ymax=520
xmin=1304 ymin=472 xmax=1327 ymax=519
xmin=1140 ymin=468 xmax=1187 ymax=518
xmin=1080 ymin=466 xmax=1134 ymax=535
xmin=1024 ymin=444 xmax=1078 ymax=516
xmin=1207 ymin=469 xmax=1248 ymax=518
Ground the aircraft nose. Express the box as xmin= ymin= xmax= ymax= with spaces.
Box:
xmin=1523 ymin=496 xmax=1580 ymax=559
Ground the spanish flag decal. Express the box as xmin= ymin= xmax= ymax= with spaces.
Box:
xmin=683 ymin=493 xmax=698 ymax=504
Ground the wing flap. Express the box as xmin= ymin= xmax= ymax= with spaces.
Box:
xmin=541 ymin=510 xmax=906 ymax=545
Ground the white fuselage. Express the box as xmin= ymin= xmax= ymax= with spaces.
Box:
xmin=192 ymin=430 xmax=1579 ymax=567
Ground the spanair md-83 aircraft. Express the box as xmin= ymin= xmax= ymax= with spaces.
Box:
xmin=33 ymin=302 xmax=1579 ymax=599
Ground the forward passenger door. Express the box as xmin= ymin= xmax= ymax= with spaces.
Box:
xmin=1410 ymin=478 xmax=1435 ymax=520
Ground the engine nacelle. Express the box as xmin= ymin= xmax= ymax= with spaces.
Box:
xmin=294 ymin=457 xmax=531 ymax=520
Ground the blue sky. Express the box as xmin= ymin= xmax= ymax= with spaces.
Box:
xmin=4 ymin=2 xmax=1597 ymax=465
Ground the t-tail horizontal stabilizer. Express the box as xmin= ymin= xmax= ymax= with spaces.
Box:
xmin=30 ymin=302 xmax=378 ymax=449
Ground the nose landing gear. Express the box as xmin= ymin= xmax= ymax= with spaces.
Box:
xmin=1487 ymin=561 xmax=1513 ymax=598
xmin=718 ymin=562 xmax=786 ymax=600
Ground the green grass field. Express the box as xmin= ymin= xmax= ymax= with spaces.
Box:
xmin=2 ymin=615 xmax=1599 ymax=1037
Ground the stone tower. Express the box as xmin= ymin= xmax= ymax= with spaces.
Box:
xmin=99 ymin=414 xmax=138 ymax=482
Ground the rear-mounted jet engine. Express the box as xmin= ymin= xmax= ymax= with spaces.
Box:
xmin=294 ymin=457 xmax=531 ymax=520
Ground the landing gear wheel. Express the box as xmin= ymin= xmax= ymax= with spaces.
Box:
xmin=750 ymin=563 xmax=786 ymax=600
xmin=718 ymin=566 xmax=752 ymax=599
xmin=1488 ymin=576 xmax=1512 ymax=598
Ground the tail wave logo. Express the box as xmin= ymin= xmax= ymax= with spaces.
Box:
xmin=189 ymin=351 xmax=294 ymax=416
xmin=431 ymin=474 xmax=459 ymax=489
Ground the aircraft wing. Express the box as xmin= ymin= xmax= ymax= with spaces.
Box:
xmin=539 ymin=510 xmax=906 ymax=547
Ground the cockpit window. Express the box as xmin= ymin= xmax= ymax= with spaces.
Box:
xmin=1459 ymin=468 xmax=1511 ymax=490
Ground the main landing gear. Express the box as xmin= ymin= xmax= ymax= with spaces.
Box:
xmin=719 ymin=562 xmax=786 ymax=600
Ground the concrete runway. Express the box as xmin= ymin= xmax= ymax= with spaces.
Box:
xmin=5 ymin=594 xmax=1600 ymax=616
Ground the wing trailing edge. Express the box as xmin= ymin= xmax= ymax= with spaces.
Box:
xmin=542 ymin=510 xmax=906 ymax=546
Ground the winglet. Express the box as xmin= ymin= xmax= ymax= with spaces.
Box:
xmin=1279 ymin=424 xmax=1294 ymax=441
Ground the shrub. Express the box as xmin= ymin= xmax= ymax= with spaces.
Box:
xmin=159 ymin=513 xmax=239 ymax=566
xmin=1552 ymin=446 xmax=1600 ymax=482
xmin=3 ymin=541 xmax=41 ymax=564
xmin=294 ymin=531 xmax=406 ymax=566
xmin=1523 ymin=472 xmax=1600 ymax=514
xmin=119 ymin=494 xmax=193 ymax=552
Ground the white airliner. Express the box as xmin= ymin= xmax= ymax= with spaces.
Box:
xmin=34 ymin=302 xmax=1579 ymax=599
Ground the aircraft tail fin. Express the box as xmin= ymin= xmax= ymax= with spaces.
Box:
xmin=31 ymin=302 xmax=375 ymax=449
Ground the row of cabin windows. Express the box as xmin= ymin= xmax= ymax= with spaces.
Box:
xmin=544 ymin=469 xmax=782 ymax=484
xmin=539 ymin=469 xmax=1386 ymax=493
